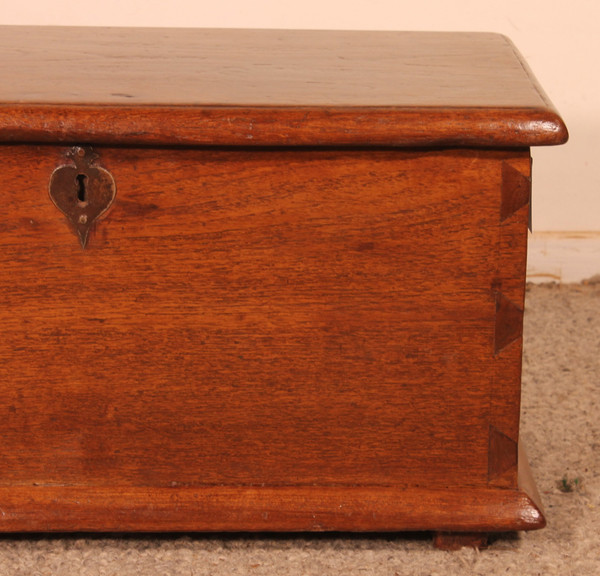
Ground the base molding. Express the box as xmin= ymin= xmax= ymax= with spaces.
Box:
xmin=0 ymin=445 xmax=544 ymax=534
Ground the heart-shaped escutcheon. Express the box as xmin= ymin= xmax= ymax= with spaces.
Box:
xmin=49 ymin=146 xmax=116 ymax=248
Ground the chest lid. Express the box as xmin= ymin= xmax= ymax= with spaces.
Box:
xmin=0 ymin=27 xmax=567 ymax=148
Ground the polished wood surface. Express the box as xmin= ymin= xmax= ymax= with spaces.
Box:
xmin=0 ymin=27 xmax=567 ymax=147
xmin=0 ymin=481 xmax=543 ymax=532
xmin=0 ymin=28 xmax=567 ymax=542
xmin=0 ymin=145 xmax=535 ymax=533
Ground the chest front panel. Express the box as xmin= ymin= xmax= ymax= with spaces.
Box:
xmin=0 ymin=146 xmax=528 ymax=496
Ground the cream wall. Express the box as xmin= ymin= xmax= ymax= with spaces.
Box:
xmin=2 ymin=1 xmax=598 ymax=278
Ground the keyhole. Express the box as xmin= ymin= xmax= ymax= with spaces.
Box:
xmin=76 ymin=173 xmax=88 ymax=204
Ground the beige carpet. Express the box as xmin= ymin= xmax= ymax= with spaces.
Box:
xmin=0 ymin=282 xmax=598 ymax=575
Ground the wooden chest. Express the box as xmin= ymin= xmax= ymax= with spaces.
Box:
xmin=0 ymin=27 xmax=567 ymax=548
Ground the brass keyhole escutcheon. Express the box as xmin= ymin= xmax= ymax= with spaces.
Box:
xmin=49 ymin=146 xmax=116 ymax=248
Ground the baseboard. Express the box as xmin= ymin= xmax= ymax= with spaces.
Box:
xmin=527 ymin=232 xmax=600 ymax=284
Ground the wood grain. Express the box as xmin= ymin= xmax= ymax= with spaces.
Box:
xmin=0 ymin=144 xmax=544 ymax=533
xmin=0 ymin=26 xmax=565 ymax=538
xmin=0 ymin=483 xmax=544 ymax=533
xmin=487 ymin=155 xmax=531 ymax=489
xmin=0 ymin=441 xmax=544 ymax=533
xmin=0 ymin=27 xmax=568 ymax=147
